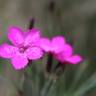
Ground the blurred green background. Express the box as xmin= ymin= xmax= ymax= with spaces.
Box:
xmin=0 ymin=0 xmax=96 ymax=96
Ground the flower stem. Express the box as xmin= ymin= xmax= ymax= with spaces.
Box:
xmin=28 ymin=18 xmax=35 ymax=29
xmin=54 ymin=62 xmax=66 ymax=76
xmin=46 ymin=53 xmax=53 ymax=73
xmin=48 ymin=0 xmax=55 ymax=13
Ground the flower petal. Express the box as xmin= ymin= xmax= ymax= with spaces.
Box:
xmin=40 ymin=38 xmax=51 ymax=52
xmin=54 ymin=44 xmax=73 ymax=62
xmin=8 ymin=26 xmax=24 ymax=46
xmin=61 ymin=44 xmax=73 ymax=57
xmin=24 ymin=28 xmax=40 ymax=46
xmin=51 ymin=36 xmax=66 ymax=53
xmin=26 ymin=47 xmax=43 ymax=60
xmin=0 ymin=43 xmax=18 ymax=58
xmin=11 ymin=52 xmax=28 ymax=70
xmin=65 ymin=55 xmax=82 ymax=64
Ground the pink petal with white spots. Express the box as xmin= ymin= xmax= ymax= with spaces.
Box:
xmin=11 ymin=52 xmax=28 ymax=70
xmin=0 ymin=43 xmax=18 ymax=58
xmin=51 ymin=36 xmax=66 ymax=53
xmin=26 ymin=47 xmax=43 ymax=60
xmin=24 ymin=28 xmax=40 ymax=46
xmin=8 ymin=26 xmax=24 ymax=46
xmin=40 ymin=38 xmax=51 ymax=52
xmin=65 ymin=55 xmax=82 ymax=64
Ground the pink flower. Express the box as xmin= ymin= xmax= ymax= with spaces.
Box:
xmin=40 ymin=36 xmax=82 ymax=64
xmin=0 ymin=26 xmax=43 ymax=70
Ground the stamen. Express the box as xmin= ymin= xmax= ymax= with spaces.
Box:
xmin=19 ymin=48 xmax=25 ymax=53
xmin=19 ymin=47 xmax=28 ymax=53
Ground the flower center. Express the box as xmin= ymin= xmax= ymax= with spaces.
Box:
xmin=19 ymin=47 xmax=28 ymax=53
